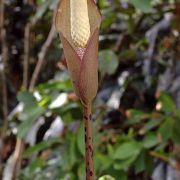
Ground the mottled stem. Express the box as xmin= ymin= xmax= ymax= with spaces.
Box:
xmin=83 ymin=104 xmax=94 ymax=180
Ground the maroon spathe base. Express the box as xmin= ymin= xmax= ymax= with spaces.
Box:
xmin=59 ymin=28 xmax=99 ymax=105
xmin=76 ymin=47 xmax=86 ymax=60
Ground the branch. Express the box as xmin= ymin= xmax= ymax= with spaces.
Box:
xmin=23 ymin=23 xmax=31 ymax=89
xmin=2 ymin=139 xmax=24 ymax=180
xmin=29 ymin=10 xmax=57 ymax=91
xmin=149 ymin=151 xmax=178 ymax=170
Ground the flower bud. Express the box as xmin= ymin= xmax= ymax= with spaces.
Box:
xmin=55 ymin=0 xmax=101 ymax=105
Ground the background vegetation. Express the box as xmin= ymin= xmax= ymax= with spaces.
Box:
xmin=1 ymin=0 xmax=180 ymax=179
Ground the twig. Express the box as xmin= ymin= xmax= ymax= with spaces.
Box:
xmin=2 ymin=139 xmax=24 ymax=180
xmin=113 ymin=33 xmax=129 ymax=53
xmin=0 ymin=0 xmax=8 ymax=136
xmin=83 ymin=104 xmax=94 ymax=180
xmin=149 ymin=151 xmax=178 ymax=170
xmin=23 ymin=23 xmax=31 ymax=89
xmin=150 ymin=151 xmax=170 ymax=163
xmin=12 ymin=139 xmax=24 ymax=180
xmin=11 ymin=22 xmax=31 ymax=180
xmin=29 ymin=10 xmax=57 ymax=91
xmin=143 ymin=13 xmax=173 ymax=86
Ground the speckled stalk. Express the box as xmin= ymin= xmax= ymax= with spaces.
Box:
xmin=83 ymin=104 xmax=94 ymax=180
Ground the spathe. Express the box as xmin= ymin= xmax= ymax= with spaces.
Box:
xmin=55 ymin=0 xmax=101 ymax=105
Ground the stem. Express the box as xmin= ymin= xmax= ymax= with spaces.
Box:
xmin=83 ymin=104 xmax=94 ymax=180
xmin=23 ymin=23 xmax=30 ymax=89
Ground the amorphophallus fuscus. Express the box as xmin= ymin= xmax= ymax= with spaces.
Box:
xmin=55 ymin=0 xmax=101 ymax=179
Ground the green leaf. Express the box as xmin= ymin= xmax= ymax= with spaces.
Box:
xmin=17 ymin=91 xmax=46 ymax=139
xmin=125 ymin=109 xmax=149 ymax=125
xmin=37 ymin=80 xmax=72 ymax=92
xmin=77 ymin=123 xmax=85 ymax=156
xmin=17 ymin=105 xmax=45 ymax=138
xmin=158 ymin=92 xmax=176 ymax=113
xmin=17 ymin=91 xmax=37 ymax=108
xmin=28 ymin=157 xmax=46 ymax=173
xmin=105 ymin=169 xmax=127 ymax=180
xmin=94 ymin=153 xmax=113 ymax=172
xmin=159 ymin=117 xmax=173 ymax=142
xmin=114 ymin=155 xmax=137 ymax=170
xmin=24 ymin=138 xmax=60 ymax=157
xmin=145 ymin=153 xmax=154 ymax=175
xmin=69 ymin=136 xmax=77 ymax=166
xmin=61 ymin=147 xmax=72 ymax=171
xmin=107 ymin=144 xmax=114 ymax=156
xmin=143 ymin=132 xmax=158 ymax=148
xmin=175 ymin=111 xmax=180 ymax=128
xmin=172 ymin=113 xmax=180 ymax=144
xmin=119 ymin=50 xmax=136 ymax=60
xmin=54 ymin=103 xmax=82 ymax=123
xmin=129 ymin=0 xmax=152 ymax=13
xmin=175 ymin=109 xmax=180 ymax=119
xmin=78 ymin=163 xmax=85 ymax=180
xmin=144 ymin=119 xmax=161 ymax=132
xmin=134 ymin=150 xmax=146 ymax=174
xmin=60 ymin=173 xmax=76 ymax=180
xmin=98 ymin=175 xmax=115 ymax=180
xmin=98 ymin=0 xmax=109 ymax=9
xmin=101 ymin=13 xmax=117 ymax=29
xmin=99 ymin=50 xmax=119 ymax=77
xmin=135 ymin=150 xmax=153 ymax=174
xmin=113 ymin=141 xmax=142 ymax=160
xmin=172 ymin=126 xmax=180 ymax=144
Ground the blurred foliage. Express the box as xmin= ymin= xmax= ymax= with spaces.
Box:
xmin=17 ymin=90 xmax=180 ymax=179
xmin=1 ymin=0 xmax=180 ymax=180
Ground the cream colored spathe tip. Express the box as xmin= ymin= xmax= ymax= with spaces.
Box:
xmin=70 ymin=0 xmax=91 ymax=48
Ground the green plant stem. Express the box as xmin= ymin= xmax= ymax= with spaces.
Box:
xmin=83 ymin=104 xmax=94 ymax=180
